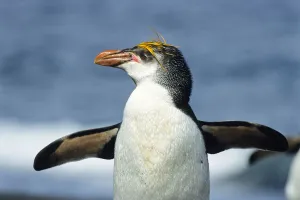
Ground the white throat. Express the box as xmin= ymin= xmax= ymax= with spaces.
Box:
xmin=120 ymin=61 xmax=159 ymax=84
xmin=113 ymin=81 xmax=210 ymax=200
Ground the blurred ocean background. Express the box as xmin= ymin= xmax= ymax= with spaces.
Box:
xmin=0 ymin=0 xmax=299 ymax=199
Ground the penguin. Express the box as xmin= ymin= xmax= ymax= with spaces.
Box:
xmin=34 ymin=39 xmax=288 ymax=200
xmin=248 ymin=136 xmax=300 ymax=200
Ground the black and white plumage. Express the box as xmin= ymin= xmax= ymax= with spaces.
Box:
xmin=34 ymin=40 xmax=289 ymax=200
xmin=102 ymin=43 xmax=208 ymax=200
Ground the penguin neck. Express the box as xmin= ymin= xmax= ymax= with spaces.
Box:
xmin=123 ymin=81 xmax=174 ymax=124
xmin=133 ymin=76 xmax=192 ymax=109
xmin=131 ymin=80 xmax=175 ymax=106
xmin=154 ymin=66 xmax=192 ymax=108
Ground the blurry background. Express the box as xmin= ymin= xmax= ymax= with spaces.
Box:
xmin=0 ymin=0 xmax=299 ymax=199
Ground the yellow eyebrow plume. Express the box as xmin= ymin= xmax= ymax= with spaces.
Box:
xmin=136 ymin=32 xmax=178 ymax=71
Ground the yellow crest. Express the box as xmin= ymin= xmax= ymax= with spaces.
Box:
xmin=136 ymin=31 xmax=178 ymax=70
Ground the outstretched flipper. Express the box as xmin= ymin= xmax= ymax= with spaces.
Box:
xmin=34 ymin=120 xmax=288 ymax=171
xmin=199 ymin=120 xmax=289 ymax=154
xmin=248 ymin=137 xmax=300 ymax=165
xmin=33 ymin=123 xmax=120 ymax=171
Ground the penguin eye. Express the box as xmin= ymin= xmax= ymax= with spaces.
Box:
xmin=134 ymin=49 xmax=149 ymax=61
xmin=139 ymin=51 xmax=147 ymax=61
xmin=132 ymin=47 xmax=154 ymax=63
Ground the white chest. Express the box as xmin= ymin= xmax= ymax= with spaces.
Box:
xmin=113 ymin=82 xmax=209 ymax=200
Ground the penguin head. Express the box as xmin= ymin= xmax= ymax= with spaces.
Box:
xmin=94 ymin=41 xmax=193 ymax=106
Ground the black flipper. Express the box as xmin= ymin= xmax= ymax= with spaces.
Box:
xmin=33 ymin=123 xmax=120 ymax=171
xmin=198 ymin=120 xmax=289 ymax=154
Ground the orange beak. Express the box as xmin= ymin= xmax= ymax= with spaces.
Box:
xmin=94 ymin=50 xmax=132 ymax=67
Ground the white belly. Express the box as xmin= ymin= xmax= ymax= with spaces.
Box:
xmin=113 ymin=82 xmax=209 ymax=200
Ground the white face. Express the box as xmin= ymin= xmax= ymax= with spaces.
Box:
xmin=118 ymin=54 xmax=161 ymax=84
xmin=94 ymin=46 xmax=165 ymax=84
